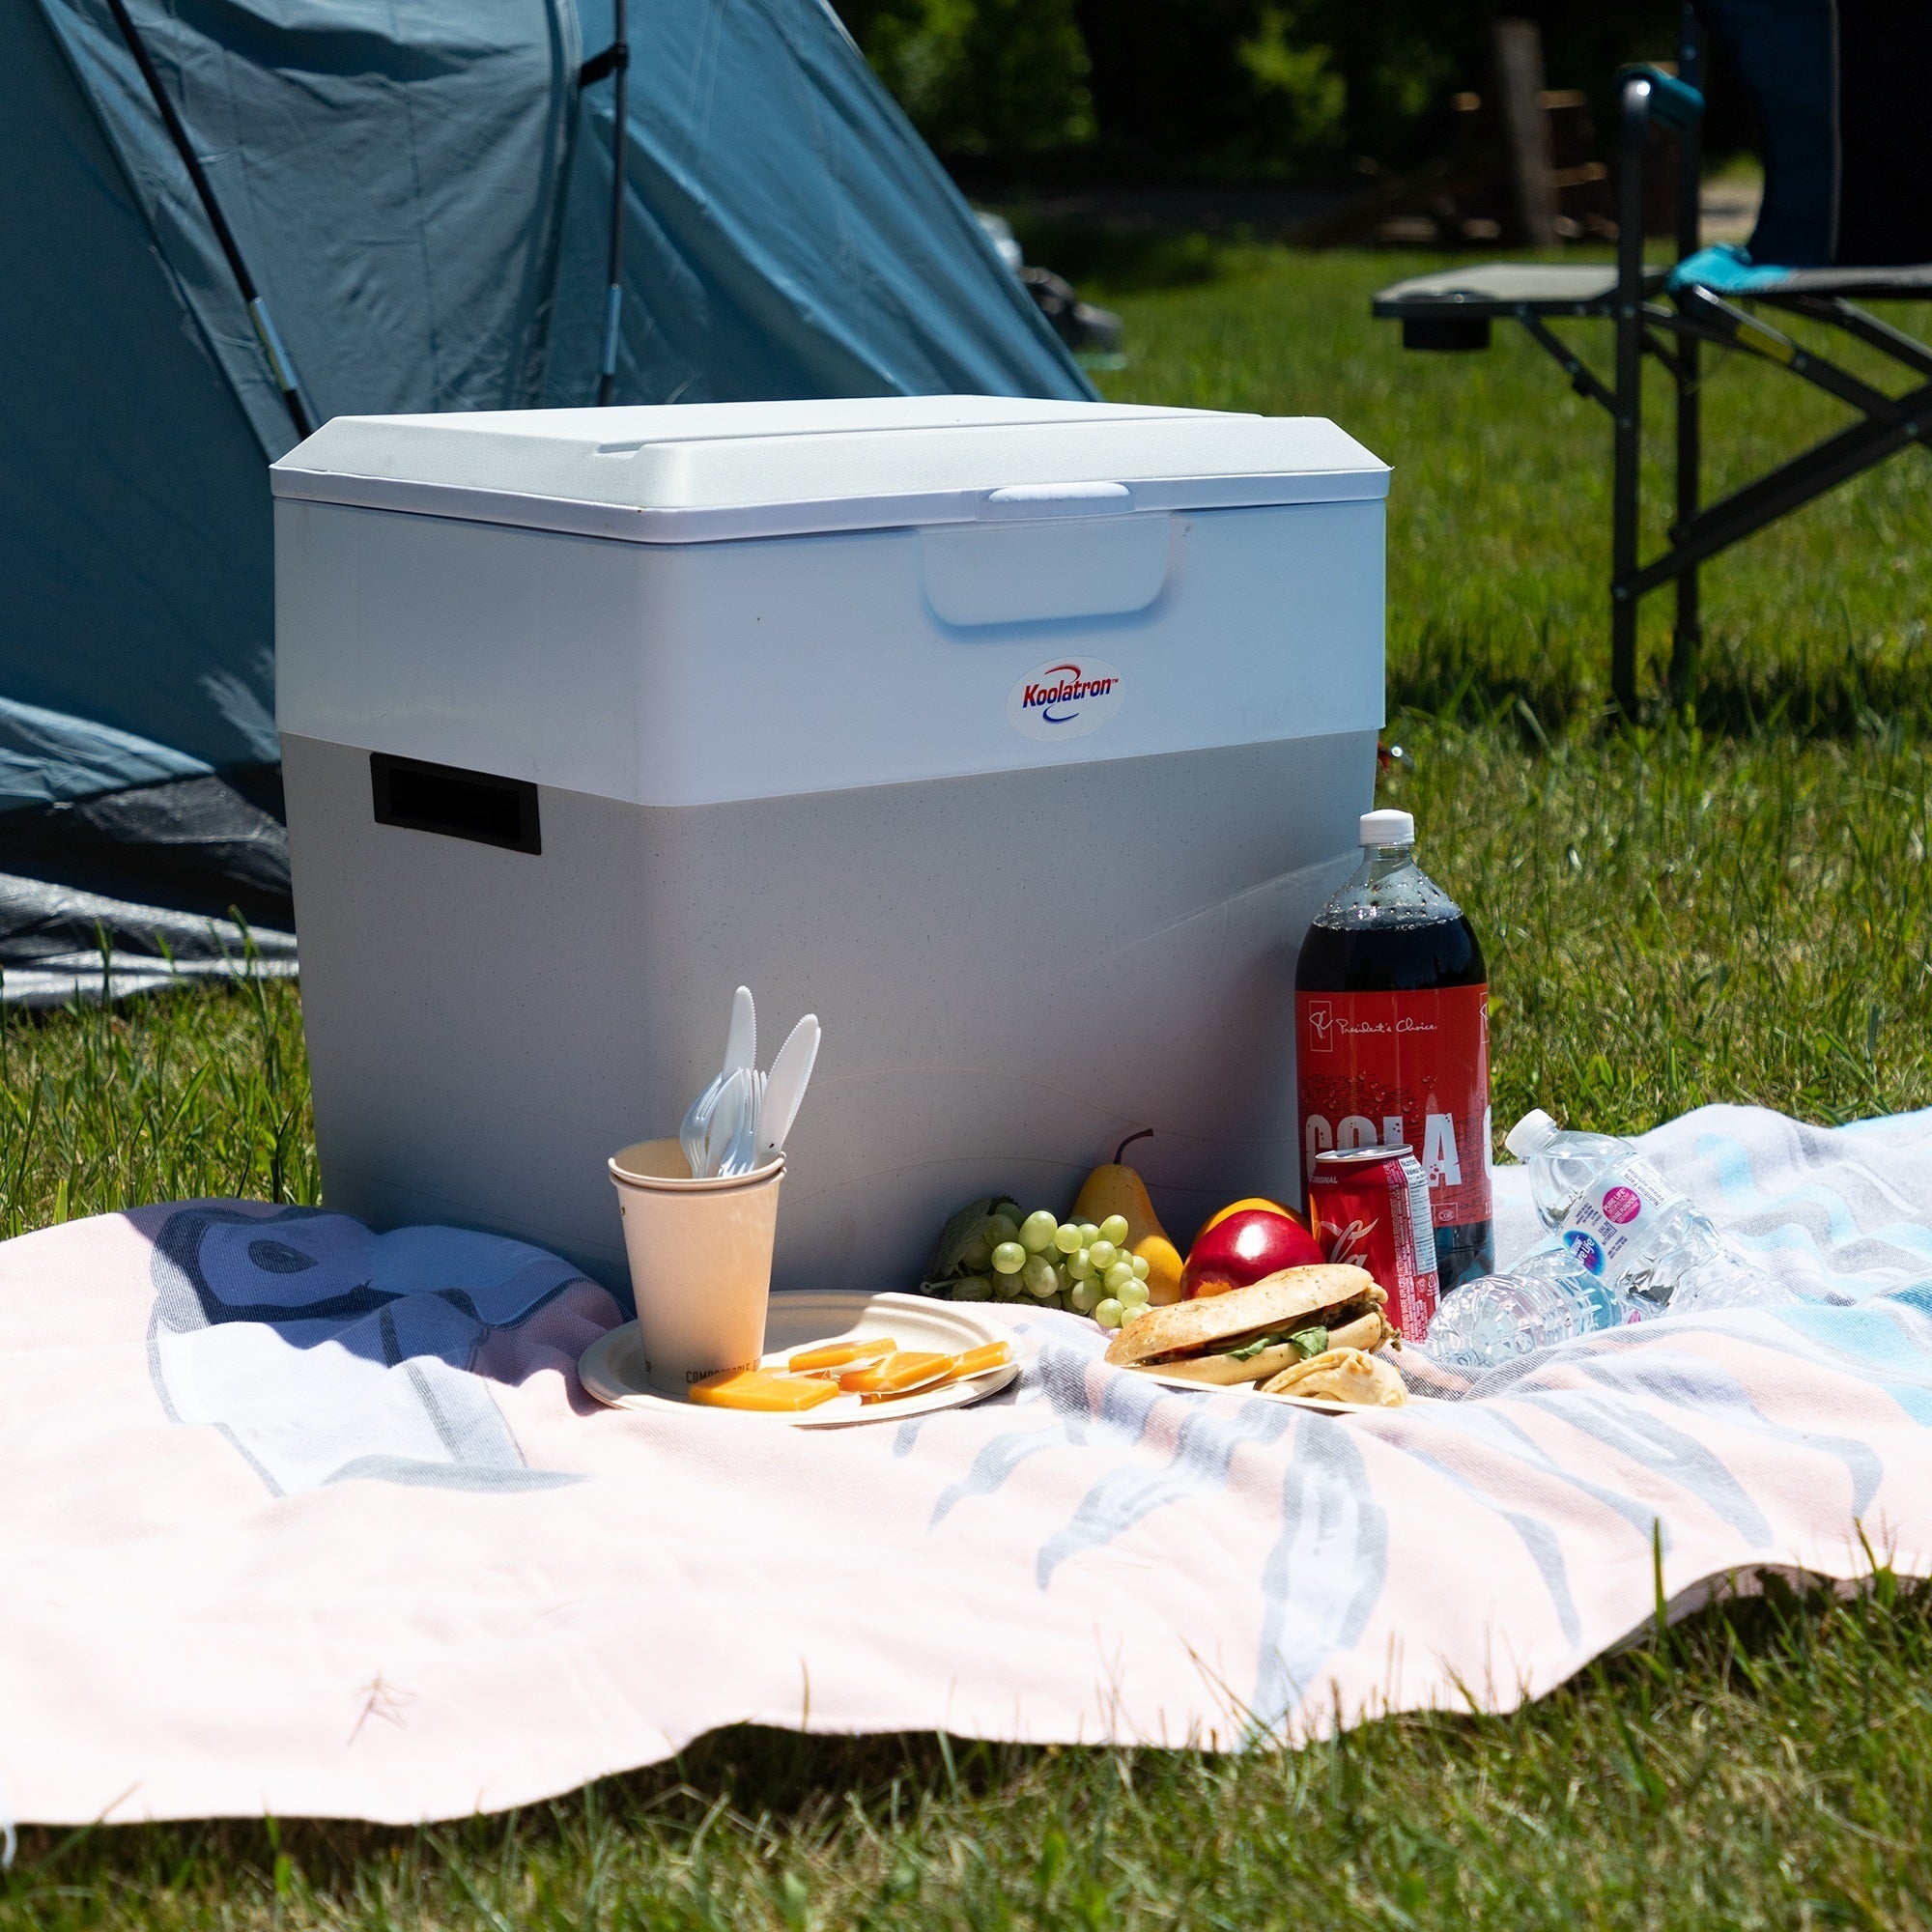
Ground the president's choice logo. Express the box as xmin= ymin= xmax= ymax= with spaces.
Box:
xmin=1007 ymin=656 xmax=1125 ymax=742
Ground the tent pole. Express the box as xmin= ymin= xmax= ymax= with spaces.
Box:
xmin=103 ymin=0 xmax=313 ymax=439
xmin=596 ymin=0 xmax=630 ymax=407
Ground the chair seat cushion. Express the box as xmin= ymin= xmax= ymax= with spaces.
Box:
xmin=1372 ymin=264 xmax=1664 ymax=318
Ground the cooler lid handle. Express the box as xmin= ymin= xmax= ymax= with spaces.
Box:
xmin=980 ymin=482 xmax=1133 ymax=520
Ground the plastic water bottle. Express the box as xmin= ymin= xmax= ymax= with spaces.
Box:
xmin=1423 ymin=1108 xmax=1774 ymax=1368
xmin=1505 ymin=1108 xmax=1766 ymax=1309
xmin=1421 ymin=1243 xmax=1634 ymax=1366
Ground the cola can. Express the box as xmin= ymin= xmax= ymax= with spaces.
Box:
xmin=1307 ymin=1145 xmax=1440 ymax=1340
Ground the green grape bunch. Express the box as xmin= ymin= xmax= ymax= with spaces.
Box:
xmin=918 ymin=1195 xmax=1153 ymax=1330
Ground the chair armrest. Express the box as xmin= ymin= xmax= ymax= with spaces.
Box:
xmin=1616 ymin=64 xmax=1704 ymax=130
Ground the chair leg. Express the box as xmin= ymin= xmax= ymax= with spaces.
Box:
xmin=1669 ymin=330 xmax=1700 ymax=701
xmin=1668 ymin=0 xmax=1703 ymax=706
xmin=1609 ymin=74 xmax=1655 ymax=719
xmin=1610 ymin=297 xmax=1643 ymax=717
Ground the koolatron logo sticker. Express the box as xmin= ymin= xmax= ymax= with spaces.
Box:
xmin=1007 ymin=656 xmax=1125 ymax=741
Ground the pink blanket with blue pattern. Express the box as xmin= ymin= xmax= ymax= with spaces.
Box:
xmin=4 ymin=1104 xmax=1930 ymax=1828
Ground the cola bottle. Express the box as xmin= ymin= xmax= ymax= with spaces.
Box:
xmin=1295 ymin=809 xmax=1493 ymax=1293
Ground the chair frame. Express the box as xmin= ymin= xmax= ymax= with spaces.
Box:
xmin=1378 ymin=4 xmax=1932 ymax=714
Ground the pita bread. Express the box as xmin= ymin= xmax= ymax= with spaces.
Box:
xmin=1260 ymin=1347 xmax=1407 ymax=1407
xmin=1103 ymin=1265 xmax=1379 ymax=1368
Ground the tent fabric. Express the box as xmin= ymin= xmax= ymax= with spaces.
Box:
xmin=30 ymin=0 xmax=584 ymax=466
xmin=0 ymin=874 xmax=298 ymax=1008
xmin=2 ymin=0 xmax=1092 ymax=980
xmin=3 ymin=0 xmax=286 ymax=808
xmin=0 ymin=770 xmax=295 ymax=1004
xmin=545 ymin=0 xmax=1094 ymax=407
xmin=0 ymin=699 xmax=215 ymax=813
xmin=0 ymin=773 xmax=293 ymax=929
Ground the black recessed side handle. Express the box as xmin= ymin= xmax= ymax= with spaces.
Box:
xmin=370 ymin=753 xmax=541 ymax=855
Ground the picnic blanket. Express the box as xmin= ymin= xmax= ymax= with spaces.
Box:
xmin=6 ymin=1101 xmax=1932 ymax=1829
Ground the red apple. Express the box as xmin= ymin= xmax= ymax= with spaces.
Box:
xmin=1181 ymin=1207 xmax=1325 ymax=1299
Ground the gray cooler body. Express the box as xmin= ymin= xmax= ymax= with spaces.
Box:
xmin=272 ymin=397 xmax=1388 ymax=1293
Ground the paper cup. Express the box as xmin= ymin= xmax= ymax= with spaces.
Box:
xmin=609 ymin=1137 xmax=784 ymax=1395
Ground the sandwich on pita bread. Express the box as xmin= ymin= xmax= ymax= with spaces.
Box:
xmin=1102 ymin=1264 xmax=1393 ymax=1388
xmin=1260 ymin=1347 xmax=1406 ymax=1407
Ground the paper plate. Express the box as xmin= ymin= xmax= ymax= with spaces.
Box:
xmin=1122 ymin=1361 xmax=1417 ymax=1416
xmin=577 ymin=1290 xmax=1019 ymax=1427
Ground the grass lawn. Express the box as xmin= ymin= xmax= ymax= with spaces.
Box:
xmin=1092 ymin=244 xmax=1932 ymax=736
xmin=7 ymin=246 xmax=1932 ymax=1927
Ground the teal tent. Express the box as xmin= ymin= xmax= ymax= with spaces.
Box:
xmin=1 ymin=0 xmax=1091 ymax=999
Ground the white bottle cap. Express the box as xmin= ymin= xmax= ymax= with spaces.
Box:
xmin=1358 ymin=809 xmax=1415 ymax=846
xmin=1504 ymin=1109 xmax=1561 ymax=1162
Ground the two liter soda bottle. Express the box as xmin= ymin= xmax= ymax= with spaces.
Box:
xmin=1295 ymin=809 xmax=1494 ymax=1293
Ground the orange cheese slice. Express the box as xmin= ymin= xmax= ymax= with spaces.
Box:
xmin=838 ymin=1350 xmax=955 ymax=1396
xmin=941 ymin=1340 xmax=1013 ymax=1384
xmin=688 ymin=1368 xmax=840 ymax=1412
xmin=862 ymin=1340 xmax=1016 ymax=1404
xmin=787 ymin=1336 xmax=898 ymax=1375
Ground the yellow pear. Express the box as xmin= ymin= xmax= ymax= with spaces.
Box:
xmin=1072 ymin=1130 xmax=1186 ymax=1305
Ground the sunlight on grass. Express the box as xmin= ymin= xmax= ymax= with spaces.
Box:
xmin=0 ymin=969 xmax=313 ymax=1237
xmin=1393 ymin=719 xmax=1932 ymax=1134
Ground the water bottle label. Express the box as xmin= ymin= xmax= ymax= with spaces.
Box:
xmin=1558 ymin=1168 xmax=1666 ymax=1288
xmin=1563 ymin=1230 xmax=1606 ymax=1274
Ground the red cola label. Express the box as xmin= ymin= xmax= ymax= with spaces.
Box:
xmin=1294 ymin=984 xmax=1492 ymax=1229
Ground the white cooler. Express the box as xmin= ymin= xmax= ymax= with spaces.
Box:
xmin=271 ymin=396 xmax=1388 ymax=1293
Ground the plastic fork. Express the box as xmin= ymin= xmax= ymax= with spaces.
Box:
xmin=696 ymin=1065 xmax=749 ymax=1179
xmin=703 ymin=1066 xmax=766 ymax=1179
xmin=714 ymin=1067 xmax=768 ymax=1179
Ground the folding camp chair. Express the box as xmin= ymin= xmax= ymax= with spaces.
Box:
xmin=1373 ymin=0 xmax=1932 ymax=714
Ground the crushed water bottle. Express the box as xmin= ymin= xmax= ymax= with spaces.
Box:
xmin=1421 ymin=1243 xmax=1634 ymax=1365
xmin=1423 ymin=1108 xmax=1779 ymax=1368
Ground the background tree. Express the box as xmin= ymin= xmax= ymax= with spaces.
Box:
xmin=835 ymin=0 xmax=1730 ymax=182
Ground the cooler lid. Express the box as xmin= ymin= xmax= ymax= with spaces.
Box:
xmin=270 ymin=395 xmax=1389 ymax=544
